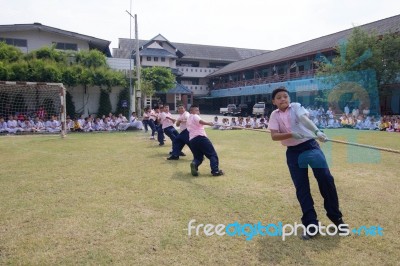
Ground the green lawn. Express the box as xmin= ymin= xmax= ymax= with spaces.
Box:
xmin=0 ymin=129 xmax=399 ymax=265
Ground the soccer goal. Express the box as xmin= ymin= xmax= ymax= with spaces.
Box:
xmin=0 ymin=81 xmax=67 ymax=137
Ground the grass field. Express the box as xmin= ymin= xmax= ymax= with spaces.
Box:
xmin=0 ymin=129 xmax=399 ymax=265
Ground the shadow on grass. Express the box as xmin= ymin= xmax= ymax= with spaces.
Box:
xmin=171 ymin=170 xmax=218 ymax=182
xmin=257 ymin=233 xmax=341 ymax=264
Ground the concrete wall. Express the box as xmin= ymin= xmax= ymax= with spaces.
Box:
xmin=0 ymin=30 xmax=90 ymax=53
xmin=66 ymin=85 xmax=125 ymax=116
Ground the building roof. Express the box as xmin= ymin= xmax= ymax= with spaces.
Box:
xmin=166 ymin=83 xmax=192 ymax=94
xmin=138 ymin=48 xmax=177 ymax=58
xmin=113 ymin=38 xmax=268 ymax=62
xmin=0 ymin=23 xmax=112 ymax=57
xmin=209 ymin=14 xmax=400 ymax=77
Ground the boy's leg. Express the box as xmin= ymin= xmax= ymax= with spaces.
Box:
xmin=189 ymin=137 xmax=205 ymax=167
xmin=171 ymin=133 xmax=186 ymax=157
xmin=309 ymin=148 xmax=343 ymax=223
xmin=286 ymin=149 xmax=318 ymax=227
xmin=157 ymin=125 xmax=164 ymax=145
xmin=149 ymin=120 xmax=156 ymax=137
xmin=197 ymin=137 xmax=221 ymax=174
xmin=164 ymin=126 xmax=178 ymax=142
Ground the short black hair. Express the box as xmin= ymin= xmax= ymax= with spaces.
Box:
xmin=272 ymin=86 xmax=289 ymax=99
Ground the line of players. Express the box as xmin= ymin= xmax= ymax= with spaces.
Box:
xmin=143 ymin=104 xmax=224 ymax=177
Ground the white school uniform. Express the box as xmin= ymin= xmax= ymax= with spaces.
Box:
xmin=0 ymin=121 xmax=8 ymax=132
xmin=7 ymin=119 xmax=22 ymax=133
xmin=129 ymin=115 xmax=143 ymax=129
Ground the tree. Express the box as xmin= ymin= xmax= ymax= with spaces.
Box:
xmin=0 ymin=44 xmax=127 ymax=89
xmin=0 ymin=42 xmax=23 ymax=62
xmin=316 ymin=27 xmax=400 ymax=114
xmin=141 ymin=66 xmax=175 ymax=92
xmin=97 ymin=89 xmax=112 ymax=117
xmin=116 ymin=87 xmax=130 ymax=118
xmin=66 ymin=91 xmax=76 ymax=118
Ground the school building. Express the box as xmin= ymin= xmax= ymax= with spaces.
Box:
xmin=205 ymin=14 xmax=400 ymax=115
xmin=1 ymin=14 xmax=399 ymax=115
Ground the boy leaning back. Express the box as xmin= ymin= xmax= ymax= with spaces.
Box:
xmin=267 ymin=86 xmax=346 ymax=240
xmin=186 ymin=105 xmax=224 ymax=177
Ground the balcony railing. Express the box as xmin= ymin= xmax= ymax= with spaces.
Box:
xmin=213 ymin=69 xmax=317 ymax=90
xmin=177 ymin=66 xmax=218 ymax=78
xmin=183 ymin=84 xmax=209 ymax=94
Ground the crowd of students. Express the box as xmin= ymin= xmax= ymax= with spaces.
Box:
xmin=0 ymin=112 xmax=144 ymax=134
xmin=304 ymin=105 xmax=400 ymax=132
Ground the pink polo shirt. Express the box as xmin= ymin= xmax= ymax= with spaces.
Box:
xmin=187 ymin=114 xmax=207 ymax=140
xmin=268 ymin=103 xmax=314 ymax=146
xmin=160 ymin=112 xmax=174 ymax=129
xmin=177 ymin=111 xmax=190 ymax=131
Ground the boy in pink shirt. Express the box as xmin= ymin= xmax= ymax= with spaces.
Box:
xmin=268 ymin=86 xmax=346 ymax=240
xmin=186 ymin=105 xmax=224 ymax=176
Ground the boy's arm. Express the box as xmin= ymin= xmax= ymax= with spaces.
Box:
xmin=166 ymin=117 xmax=176 ymax=123
xmin=270 ymin=129 xmax=303 ymax=141
xmin=299 ymin=114 xmax=327 ymax=142
xmin=199 ymin=120 xmax=213 ymax=126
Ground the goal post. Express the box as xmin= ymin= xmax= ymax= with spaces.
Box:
xmin=0 ymin=81 xmax=67 ymax=137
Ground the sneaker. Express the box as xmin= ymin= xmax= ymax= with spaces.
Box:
xmin=333 ymin=218 xmax=349 ymax=234
xmin=167 ymin=156 xmax=179 ymax=160
xmin=212 ymin=170 xmax=224 ymax=176
xmin=190 ymin=162 xmax=198 ymax=176
xmin=179 ymin=152 xmax=186 ymax=156
xmin=300 ymin=231 xmax=318 ymax=240
xmin=300 ymin=226 xmax=319 ymax=240
xmin=150 ymin=136 xmax=155 ymax=140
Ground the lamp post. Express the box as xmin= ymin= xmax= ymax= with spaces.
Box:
xmin=126 ymin=10 xmax=141 ymax=116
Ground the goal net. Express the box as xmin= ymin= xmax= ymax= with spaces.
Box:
xmin=0 ymin=81 xmax=67 ymax=137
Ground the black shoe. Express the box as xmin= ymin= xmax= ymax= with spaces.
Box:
xmin=190 ymin=162 xmax=198 ymax=176
xmin=167 ymin=156 xmax=179 ymax=160
xmin=300 ymin=225 xmax=319 ymax=240
xmin=179 ymin=152 xmax=186 ymax=156
xmin=333 ymin=218 xmax=349 ymax=234
xmin=159 ymin=143 xmax=164 ymax=146
xmin=300 ymin=232 xmax=318 ymax=240
xmin=212 ymin=170 xmax=224 ymax=176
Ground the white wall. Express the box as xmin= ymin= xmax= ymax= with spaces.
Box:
xmin=66 ymin=85 xmax=124 ymax=116
xmin=1 ymin=30 xmax=89 ymax=52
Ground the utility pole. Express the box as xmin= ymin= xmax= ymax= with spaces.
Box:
xmin=135 ymin=14 xmax=141 ymax=116
xmin=127 ymin=3 xmax=135 ymax=116
xmin=126 ymin=10 xmax=141 ymax=116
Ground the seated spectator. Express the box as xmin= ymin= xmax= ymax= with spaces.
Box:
xmin=129 ymin=112 xmax=144 ymax=130
xmin=219 ymin=118 xmax=232 ymax=130
xmin=379 ymin=117 xmax=390 ymax=131
xmin=32 ymin=117 xmax=46 ymax=132
xmin=21 ymin=119 xmax=33 ymax=132
xmin=211 ymin=116 xmax=220 ymax=129
xmin=245 ymin=117 xmax=252 ymax=128
xmin=259 ymin=118 xmax=268 ymax=128
xmin=0 ymin=117 xmax=8 ymax=133
xmin=117 ymin=113 xmax=130 ymax=131
xmin=93 ymin=117 xmax=104 ymax=131
xmin=66 ymin=116 xmax=74 ymax=132
xmin=6 ymin=115 xmax=22 ymax=133
xmin=230 ymin=117 xmax=237 ymax=127
xmin=46 ymin=115 xmax=61 ymax=133
xmin=82 ymin=117 xmax=94 ymax=132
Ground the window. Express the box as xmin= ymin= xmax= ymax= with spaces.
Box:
xmin=161 ymin=57 xmax=165 ymax=62
xmin=147 ymin=57 xmax=152 ymax=61
xmin=0 ymin=37 xmax=27 ymax=47
xmin=154 ymin=57 xmax=159 ymax=62
xmin=53 ymin=42 xmax=78 ymax=51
